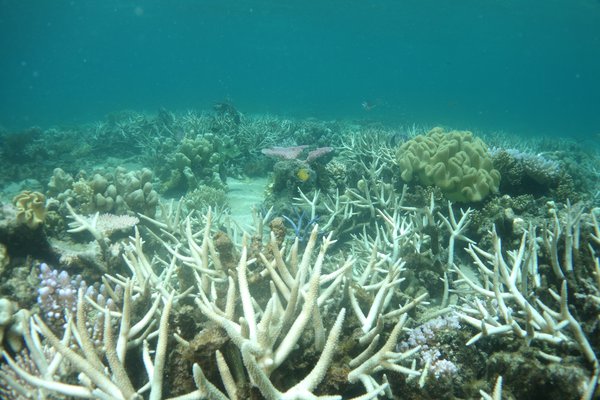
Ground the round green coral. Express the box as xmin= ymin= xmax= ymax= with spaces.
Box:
xmin=397 ymin=127 xmax=500 ymax=202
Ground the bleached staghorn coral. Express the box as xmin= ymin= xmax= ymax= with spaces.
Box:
xmin=148 ymin=204 xmax=425 ymax=399
xmin=347 ymin=313 xmax=421 ymax=395
xmin=398 ymin=196 xmax=476 ymax=308
xmin=233 ymin=114 xmax=296 ymax=154
xmin=348 ymin=207 xmax=428 ymax=340
xmin=295 ymin=186 xmax=481 ymax=322
xmin=436 ymin=202 xmax=474 ymax=308
xmin=65 ymin=201 xmax=140 ymax=272
xmin=0 ymin=202 xmax=195 ymax=399
xmin=588 ymin=208 xmax=600 ymax=307
xmin=290 ymin=195 xmax=434 ymax=393
xmin=292 ymin=188 xmax=362 ymax=239
xmin=339 ymin=130 xmax=398 ymax=168
xmin=542 ymin=199 xmax=585 ymax=279
xmin=344 ymin=206 xmax=448 ymax=391
xmin=190 ymin=227 xmax=352 ymax=399
xmin=167 ymin=216 xmax=422 ymax=399
xmin=295 ymin=182 xmax=477 ymax=308
xmin=1 ymin=280 xmax=167 ymax=400
xmin=453 ymin=221 xmax=599 ymax=399
xmin=2 ymin=202 xmax=432 ymax=399
xmin=288 ymin=135 xmax=402 ymax=240
xmin=479 ymin=376 xmax=503 ymax=400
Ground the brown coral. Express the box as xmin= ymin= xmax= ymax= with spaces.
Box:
xmin=214 ymin=231 xmax=237 ymax=272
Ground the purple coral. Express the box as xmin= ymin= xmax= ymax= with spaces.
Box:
xmin=261 ymin=145 xmax=334 ymax=163
xmin=37 ymin=263 xmax=120 ymax=343
xmin=306 ymin=146 xmax=334 ymax=163
xmin=399 ymin=313 xmax=461 ymax=381
xmin=37 ymin=263 xmax=86 ymax=326
xmin=261 ymin=145 xmax=308 ymax=160
xmin=490 ymin=147 xmax=562 ymax=185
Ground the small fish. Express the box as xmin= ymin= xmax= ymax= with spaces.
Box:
xmin=361 ymin=100 xmax=377 ymax=111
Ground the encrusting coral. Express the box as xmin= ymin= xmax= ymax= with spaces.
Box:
xmin=397 ymin=127 xmax=500 ymax=202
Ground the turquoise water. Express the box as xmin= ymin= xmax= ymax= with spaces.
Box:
xmin=1 ymin=0 xmax=599 ymax=137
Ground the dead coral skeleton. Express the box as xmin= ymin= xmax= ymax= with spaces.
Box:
xmin=3 ymin=194 xmax=599 ymax=399
xmin=1 ymin=205 xmax=425 ymax=399
xmin=454 ymin=203 xmax=600 ymax=399
xmin=170 ymin=216 xmax=423 ymax=399
xmin=1 ymin=281 xmax=166 ymax=400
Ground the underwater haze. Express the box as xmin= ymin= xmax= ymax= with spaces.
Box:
xmin=1 ymin=0 xmax=600 ymax=137
xmin=5 ymin=2 xmax=600 ymax=399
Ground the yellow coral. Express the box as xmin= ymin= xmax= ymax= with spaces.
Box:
xmin=12 ymin=190 xmax=46 ymax=229
xmin=397 ymin=127 xmax=500 ymax=202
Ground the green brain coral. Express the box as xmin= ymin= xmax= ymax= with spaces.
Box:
xmin=397 ymin=127 xmax=501 ymax=202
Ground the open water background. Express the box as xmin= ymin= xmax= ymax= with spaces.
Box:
xmin=1 ymin=0 xmax=599 ymax=138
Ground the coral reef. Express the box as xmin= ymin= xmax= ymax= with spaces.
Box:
xmin=1 ymin=110 xmax=600 ymax=400
xmin=0 ymin=201 xmax=50 ymax=263
xmin=490 ymin=147 xmax=565 ymax=197
xmin=36 ymin=262 xmax=85 ymax=330
xmin=182 ymin=184 xmax=229 ymax=211
xmin=0 ymin=127 xmax=43 ymax=164
xmin=399 ymin=313 xmax=461 ymax=381
xmin=262 ymin=144 xmax=336 ymax=208
xmin=46 ymin=167 xmax=74 ymax=197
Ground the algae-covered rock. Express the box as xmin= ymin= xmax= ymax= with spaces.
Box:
xmin=397 ymin=127 xmax=500 ymax=202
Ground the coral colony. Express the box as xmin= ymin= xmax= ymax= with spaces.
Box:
xmin=398 ymin=313 xmax=461 ymax=380
xmin=0 ymin=112 xmax=599 ymax=400
xmin=37 ymin=263 xmax=85 ymax=326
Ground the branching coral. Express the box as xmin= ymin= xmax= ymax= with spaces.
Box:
xmin=454 ymin=215 xmax=599 ymax=399
xmin=2 ymin=138 xmax=600 ymax=400
xmin=1 ymin=280 xmax=166 ymax=400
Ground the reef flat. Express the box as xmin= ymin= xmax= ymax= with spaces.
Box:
xmin=1 ymin=108 xmax=599 ymax=399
